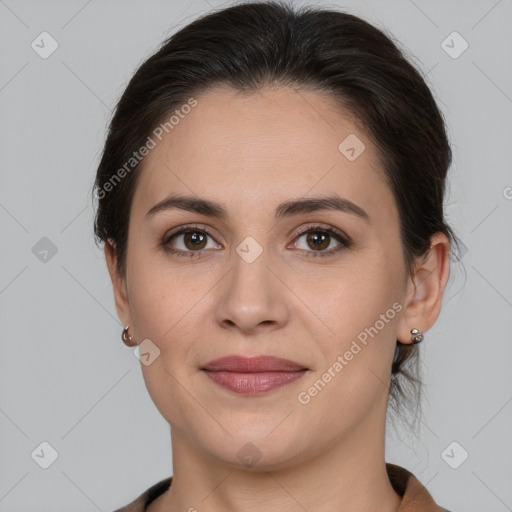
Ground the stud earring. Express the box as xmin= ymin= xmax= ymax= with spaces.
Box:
xmin=121 ymin=325 xmax=137 ymax=347
xmin=410 ymin=328 xmax=424 ymax=344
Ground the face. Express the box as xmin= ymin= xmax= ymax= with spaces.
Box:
xmin=109 ymin=85 xmax=418 ymax=469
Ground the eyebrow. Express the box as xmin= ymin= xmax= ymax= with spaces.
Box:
xmin=146 ymin=194 xmax=370 ymax=223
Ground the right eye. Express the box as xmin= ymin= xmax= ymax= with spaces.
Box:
xmin=161 ymin=225 xmax=222 ymax=258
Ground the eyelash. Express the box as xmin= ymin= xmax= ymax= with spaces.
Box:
xmin=160 ymin=224 xmax=352 ymax=259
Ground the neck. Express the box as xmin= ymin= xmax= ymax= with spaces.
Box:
xmin=148 ymin=401 xmax=402 ymax=512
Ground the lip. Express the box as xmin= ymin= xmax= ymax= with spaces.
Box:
xmin=201 ymin=356 xmax=308 ymax=395
xmin=201 ymin=355 xmax=307 ymax=372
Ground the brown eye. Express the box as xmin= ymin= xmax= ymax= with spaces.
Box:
xmin=305 ymin=232 xmax=330 ymax=251
xmin=181 ymin=231 xmax=207 ymax=250
xmin=293 ymin=225 xmax=351 ymax=258
xmin=161 ymin=225 xmax=222 ymax=258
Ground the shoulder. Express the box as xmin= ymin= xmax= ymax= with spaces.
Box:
xmin=386 ymin=463 xmax=453 ymax=512
xmin=112 ymin=476 xmax=173 ymax=512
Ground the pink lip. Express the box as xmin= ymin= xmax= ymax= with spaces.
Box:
xmin=203 ymin=370 xmax=306 ymax=394
xmin=202 ymin=355 xmax=307 ymax=372
xmin=201 ymin=356 xmax=308 ymax=395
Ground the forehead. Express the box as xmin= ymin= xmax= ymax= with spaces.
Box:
xmin=131 ymin=85 xmax=395 ymax=225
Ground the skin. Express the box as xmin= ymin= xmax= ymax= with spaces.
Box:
xmin=105 ymin=85 xmax=450 ymax=512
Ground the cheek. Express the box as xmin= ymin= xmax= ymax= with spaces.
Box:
xmin=126 ymin=243 xmax=196 ymax=330
xmin=304 ymin=256 xmax=400 ymax=341
xmin=129 ymin=275 xmax=202 ymax=345
xmin=125 ymin=251 xmax=216 ymax=387
xmin=303 ymin=255 xmax=402 ymax=399
xmin=300 ymin=292 xmax=399 ymax=430
xmin=126 ymin=258 xmax=206 ymax=425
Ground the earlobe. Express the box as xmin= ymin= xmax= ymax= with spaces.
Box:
xmin=104 ymin=240 xmax=131 ymax=327
xmin=396 ymin=232 xmax=451 ymax=344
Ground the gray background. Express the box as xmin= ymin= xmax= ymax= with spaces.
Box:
xmin=1 ymin=0 xmax=511 ymax=510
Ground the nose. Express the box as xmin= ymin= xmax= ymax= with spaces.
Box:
xmin=214 ymin=245 xmax=290 ymax=335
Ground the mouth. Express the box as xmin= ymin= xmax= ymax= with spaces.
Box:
xmin=201 ymin=355 xmax=307 ymax=372
xmin=200 ymin=355 xmax=308 ymax=395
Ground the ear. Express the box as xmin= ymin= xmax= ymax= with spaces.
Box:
xmin=104 ymin=239 xmax=131 ymax=328
xmin=397 ymin=232 xmax=451 ymax=344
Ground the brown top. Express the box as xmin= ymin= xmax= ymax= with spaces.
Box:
xmin=113 ymin=463 xmax=452 ymax=512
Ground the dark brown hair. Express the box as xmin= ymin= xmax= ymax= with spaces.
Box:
xmin=93 ymin=1 xmax=463 ymax=426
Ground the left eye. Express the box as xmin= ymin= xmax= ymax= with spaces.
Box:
xmin=293 ymin=228 xmax=349 ymax=255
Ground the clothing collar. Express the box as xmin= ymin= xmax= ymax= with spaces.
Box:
xmin=114 ymin=462 xmax=451 ymax=511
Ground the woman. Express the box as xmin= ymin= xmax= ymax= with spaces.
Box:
xmin=94 ymin=2 xmax=460 ymax=510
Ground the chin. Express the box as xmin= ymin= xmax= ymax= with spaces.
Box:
xmin=199 ymin=430 xmax=310 ymax=472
